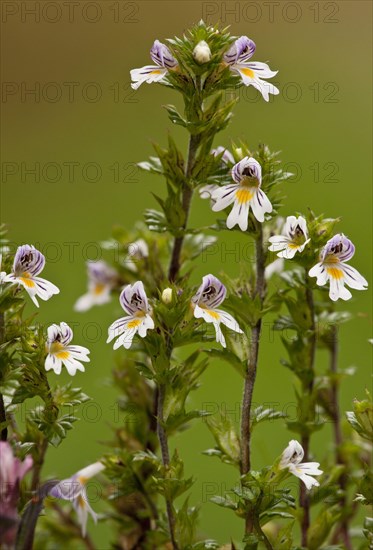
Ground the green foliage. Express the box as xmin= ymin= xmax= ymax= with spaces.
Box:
xmin=307 ymin=505 xmax=341 ymax=550
xmin=346 ymin=392 xmax=373 ymax=442
xmin=204 ymin=413 xmax=241 ymax=467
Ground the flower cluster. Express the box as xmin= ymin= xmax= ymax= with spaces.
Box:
xmin=131 ymin=35 xmax=278 ymax=101
xmin=107 ymin=275 xmax=242 ymax=350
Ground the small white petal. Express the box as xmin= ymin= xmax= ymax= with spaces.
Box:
xmin=226 ymin=199 xmax=249 ymax=231
xmin=45 ymin=354 xmax=62 ymax=375
xmin=215 ymin=309 xmax=243 ymax=334
xmin=211 ymin=185 xmax=238 ymax=211
xmin=130 ymin=66 xmax=168 ymax=89
xmin=329 ymin=276 xmax=352 ymax=302
xmin=309 ymin=263 xmax=328 ymax=286
xmin=340 ymin=264 xmax=368 ymax=291
xmin=268 ymin=235 xmax=289 ymax=252
xmin=251 ymin=189 xmax=272 ymax=222
xmin=265 ymin=258 xmax=284 ymax=280
xmin=214 ymin=323 xmax=226 ymax=348
xmin=76 ymin=462 xmax=105 ymax=480
xmin=137 ymin=315 xmax=155 ymax=337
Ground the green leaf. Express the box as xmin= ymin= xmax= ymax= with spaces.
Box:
xmin=205 ymin=414 xmax=240 ymax=467
xmin=250 ymin=406 xmax=286 ymax=430
xmin=163 ymin=104 xmax=187 ymax=127
xmin=210 ymin=495 xmax=238 ymax=510
xmin=307 ymin=506 xmax=341 ymax=550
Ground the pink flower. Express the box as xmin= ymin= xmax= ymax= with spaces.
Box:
xmin=0 ymin=442 xmax=33 ymax=545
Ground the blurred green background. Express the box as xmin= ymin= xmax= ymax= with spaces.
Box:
xmin=1 ymin=0 xmax=372 ymax=546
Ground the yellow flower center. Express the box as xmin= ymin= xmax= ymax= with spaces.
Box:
xmin=204 ymin=309 xmax=220 ymax=320
xmin=326 ymin=267 xmax=343 ymax=280
xmin=19 ymin=272 xmax=35 ymax=288
xmin=236 ymin=188 xmax=254 ymax=204
xmin=50 ymin=342 xmax=70 ymax=359
xmin=93 ymin=283 xmax=105 ymax=295
xmin=127 ymin=318 xmax=142 ymax=329
xmin=240 ymin=68 xmax=255 ymax=78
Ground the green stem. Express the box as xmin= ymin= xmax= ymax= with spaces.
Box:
xmin=30 ymin=438 xmax=48 ymax=493
xmin=329 ymin=325 xmax=353 ymax=550
xmin=241 ymin=225 xmax=265 ymax=534
xmin=300 ymin=272 xmax=317 ymax=547
xmin=168 ymin=133 xmax=200 ymax=282
xmin=168 ymin=75 xmax=203 ymax=283
xmin=156 ymin=383 xmax=179 ymax=550
xmin=0 ymin=311 xmax=7 ymax=441
xmin=253 ymin=513 xmax=274 ymax=550
xmin=31 ymin=370 xmax=57 ymax=492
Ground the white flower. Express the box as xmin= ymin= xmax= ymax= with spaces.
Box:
xmin=2 ymin=245 xmax=59 ymax=307
xmin=193 ymin=40 xmax=211 ymax=64
xmin=268 ymin=216 xmax=310 ymax=259
xmin=130 ymin=40 xmax=178 ymax=90
xmin=265 ymin=258 xmax=284 ymax=280
xmin=74 ymin=261 xmax=117 ymax=312
xmin=280 ymin=440 xmax=323 ymax=490
xmin=107 ymin=281 xmax=154 ymax=350
xmin=45 ymin=323 xmax=90 ymax=376
xmin=49 ymin=462 xmax=104 ymax=537
xmin=211 ymin=157 xmax=272 ymax=230
xmin=224 ymin=36 xmax=279 ymax=102
xmin=191 ymin=274 xmax=243 ymax=348
xmin=211 ymin=146 xmax=235 ymax=165
xmin=125 ymin=238 xmax=149 ymax=272
xmin=309 ymin=234 xmax=368 ymax=301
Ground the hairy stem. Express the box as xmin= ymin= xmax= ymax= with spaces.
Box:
xmin=0 ymin=311 xmax=7 ymax=441
xmin=31 ymin=371 xmax=57 ymax=492
xmin=329 ymin=325 xmax=353 ymax=550
xmin=168 ymin=132 xmax=200 ymax=282
xmin=300 ymin=274 xmax=317 ymax=547
xmin=31 ymin=438 xmax=48 ymax=493
xmin=241 ymin=225 xmax=265 ymax=534
xmin=253 ymin=513 xmax=274 ymax=550
xmin=157 ymin=383 xmax=179 ymax=550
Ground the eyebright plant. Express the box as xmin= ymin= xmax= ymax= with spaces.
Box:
xmin=0 ymin=21 xmax=371 ymax=550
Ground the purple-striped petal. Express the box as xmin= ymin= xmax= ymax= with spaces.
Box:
xmin=224 ymin=36 xmax=256 ymax=65
xmin=232 ymin=157 xmax=262 ymax=185
xmin=150 ymin=40 xmax=177 ymax=69
xmin=13 ymin=245 xmax=45 ymax=277
xmin=192 ymin=274 xmax=227 ymax=308
xmin=321 ymin=234 xmax=355 ymax=262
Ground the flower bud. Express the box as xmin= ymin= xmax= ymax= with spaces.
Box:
xmin=161 ymin=288 xmax=173 ymax=304
xmin=234 ymin=146 xmax=243 ymax=159
xmin=193 ymin=41 xmax=211 ymax=64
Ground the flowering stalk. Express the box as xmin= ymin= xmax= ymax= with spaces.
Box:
xmin=241 ymin=223 xmax=266 ymax=533
xmin=0 ymin=311 xmax=7 ymax=442
xmin=156 ymin=383 xmax=178 ymax=549
xmin=329 ymin=324 xmax=353 ymax=549
xmin=168 ymin=132 xmax=201 ymax=282
xmin=299 ymin=272 xmax=317 ymax=546
xmin=30 ymin=367 xmax=58 ymax=494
